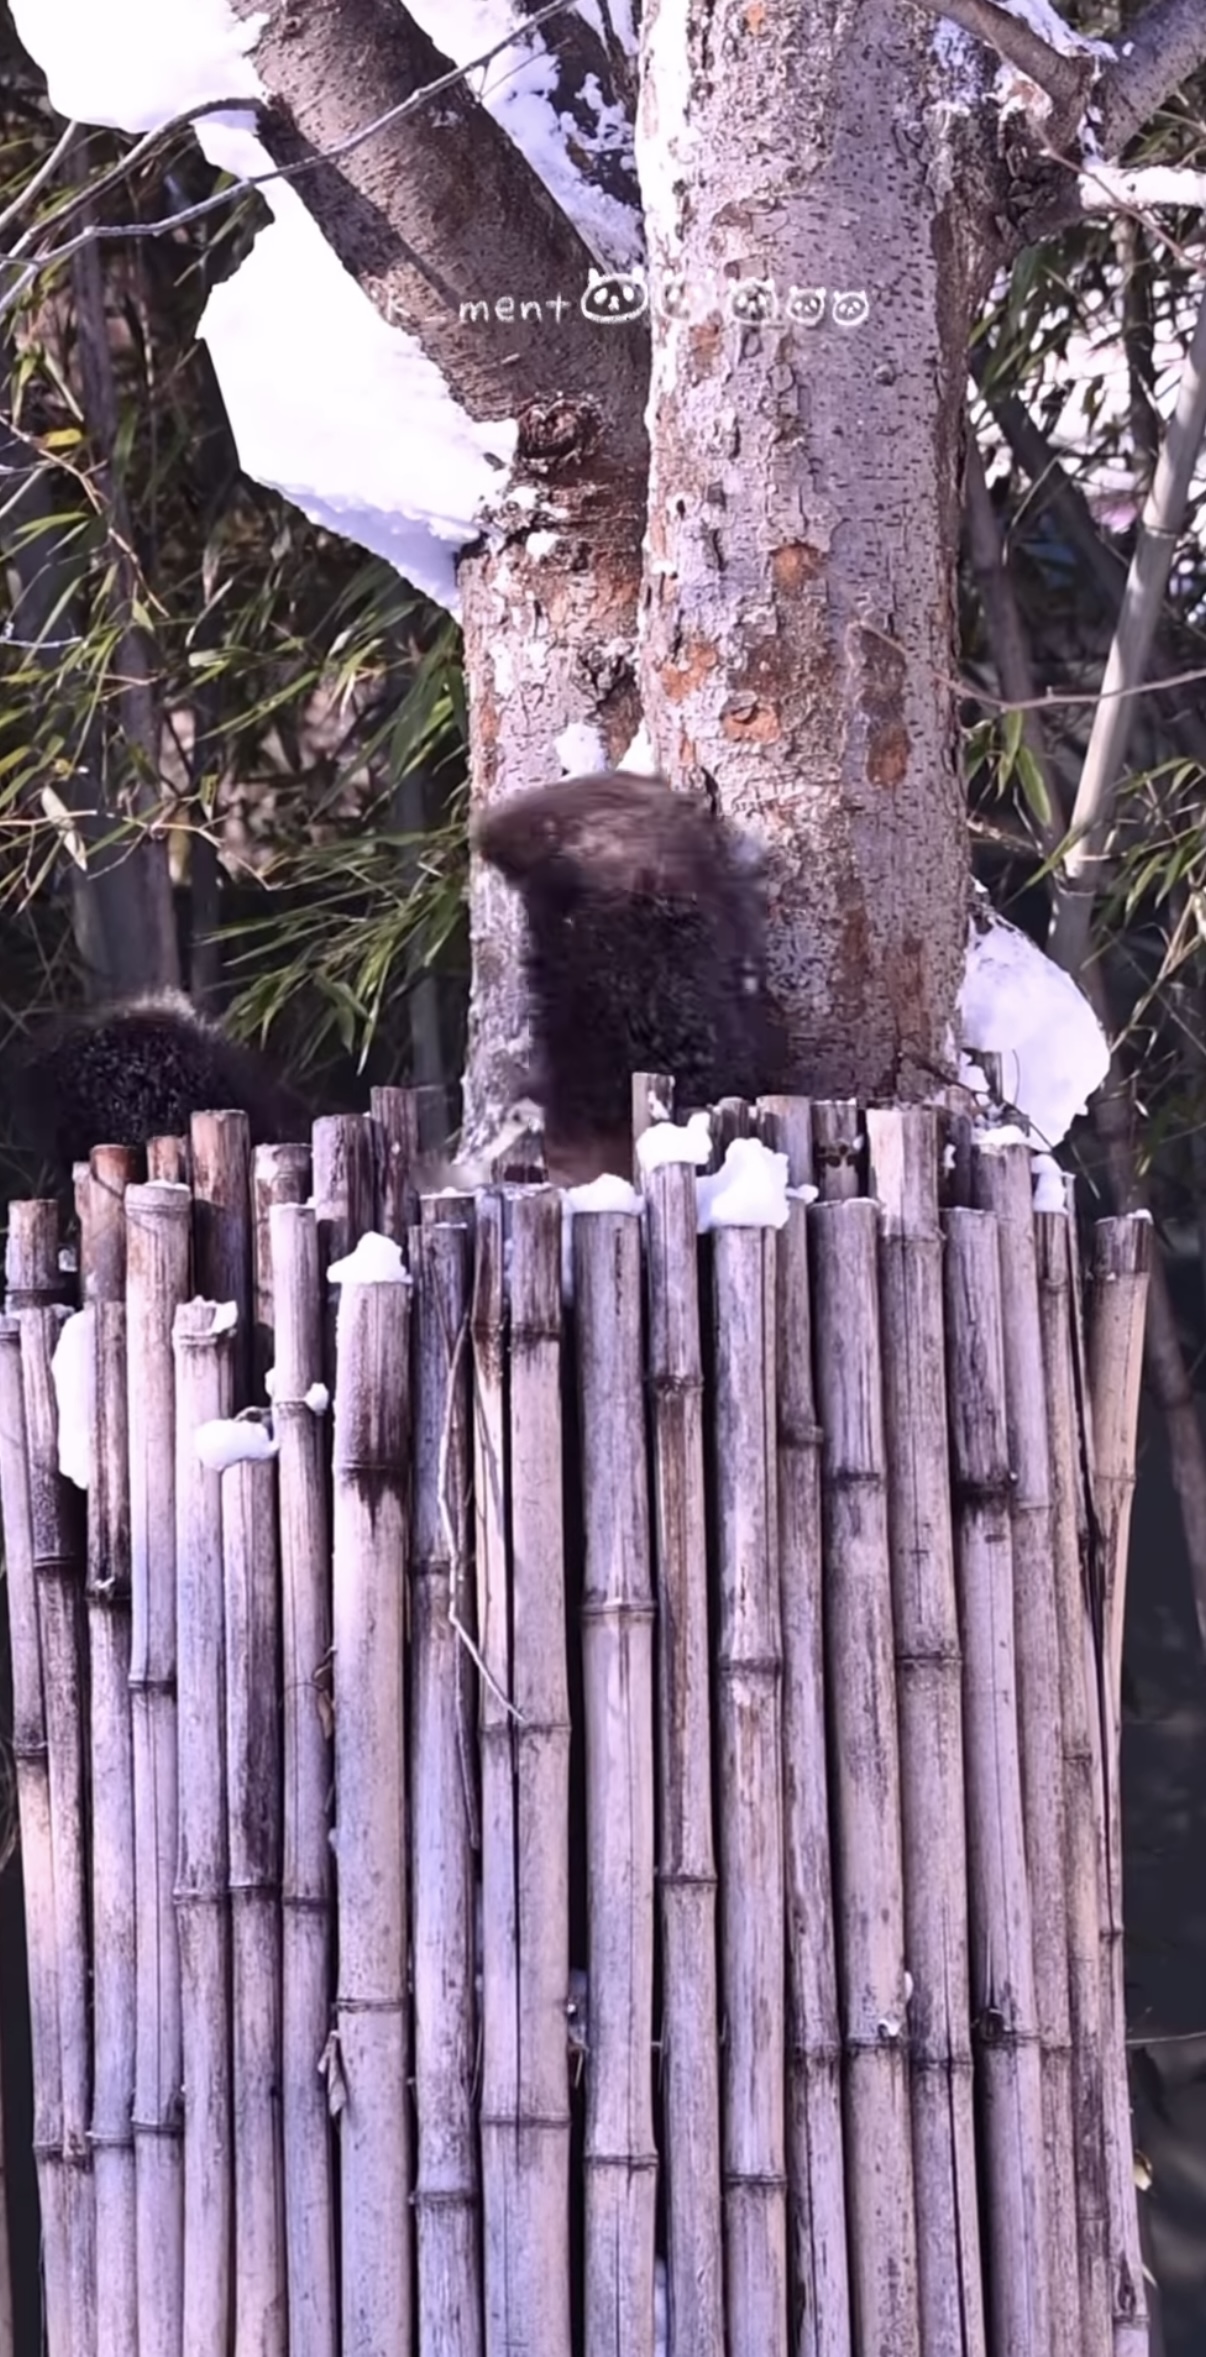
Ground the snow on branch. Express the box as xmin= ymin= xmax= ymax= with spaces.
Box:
xmin=12 ymin=0 xmax=525 ymax=612
xmin=403 ymin=0 xmax=642 ymax=266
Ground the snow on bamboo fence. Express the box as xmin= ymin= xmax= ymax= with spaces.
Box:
xmin=0 ymin=1085 xmax=1151 ymax=2357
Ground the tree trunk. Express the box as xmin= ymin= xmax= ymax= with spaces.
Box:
xmin=635 ymin=0 xmax=991 ymax=1100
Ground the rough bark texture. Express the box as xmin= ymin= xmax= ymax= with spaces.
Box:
xmin=458 ymin=495 xmax=646 ymax=1144
xmin=633 ymin=0 xmax=995 ymax=1101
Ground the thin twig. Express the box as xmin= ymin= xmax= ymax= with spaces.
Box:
xmin=1048 ymin=280 xmax=1206 ymax=977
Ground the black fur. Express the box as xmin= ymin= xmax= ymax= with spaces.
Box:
xmin=7 ymin=990 xmax=308 ymax=1182
xmin=474 ymin=772 xmax=783 ymax=1156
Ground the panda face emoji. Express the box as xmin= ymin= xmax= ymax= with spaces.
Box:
xmin=785 ymin=286 xmax=826 ymax=327
xmin=727 ymin=277 xmax=778 ymax=324
xmin=580 ymin=269 xmax=650 ymax=323
xmin=833 ymin=290 xmax=870 ymax=329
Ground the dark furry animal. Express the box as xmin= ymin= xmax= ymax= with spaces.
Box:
xmin=473 ymin=771 xmax=783 ymax=1175
xmin=8 ymin=990 xmax=308 ymax=1184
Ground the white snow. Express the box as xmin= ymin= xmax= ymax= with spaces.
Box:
xmin=991 ymin=0 xmax=1113 ymax=59
xmin=327 ymin=1233 xmax=410 ymax=1286
xmin=195 ymin=1414 xmax=279 ymax=1470
xmin=51 ymin=1307 xmax=94 ymax=1491
xmin=696 ymin=1137 xmax=791 ymax=1232
xmin=9 ymin=0 xmax=263 ymax=128
xmin=555 ymin=720 xmax=609 ymax=775
xmin=617 ymin=722 xmax=656 ymax=773
xmin=402 ymin=0 xmax=642 ymax=268
xmin=210 ymin=1300 xmax=239 ymax=1334
xmin=12 ymin=0 xmax=518 ymax=617
xmin=958 ymin=912 xmax=1110 ymax=1148
xmin=1031 ymin=1152 xmax=1068 ymax=1212
xmin=560 ymin=1171 xmax=642 ymax=1299
xmin=305 ymin=1381 xmax=331 ymax=1414
xmin=636 ymin=1112 xmax=713 ymax=1173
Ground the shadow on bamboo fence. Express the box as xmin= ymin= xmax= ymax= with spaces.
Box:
xmin=0 ymin=1084 xmax=1151 ymax=2357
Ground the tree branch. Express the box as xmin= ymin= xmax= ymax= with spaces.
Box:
xmin=226 ymin=0 xmax=649 ymax=464
xmin=1048 ymin=278 xmax=1206 ymax=977
xmin=1096 ymin=0 xmax=1206 ymax=156
xmin=913 ymin=0 xmax=1095 ymax=120
xmin=971 ymin=349 xmax=1206 ymax=773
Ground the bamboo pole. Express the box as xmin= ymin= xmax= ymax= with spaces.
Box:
xmin=20 ymin=1294 xmax=95 ymax=2357
xmin=332 ymin=1265 xmax=413 ymax=2354
xmin=811 ymin=1102 xmax=862 ymax=1200
xmin=943 ymin=1207 xmax=1051 ymax=2357
xmin=867 ymin=1108 xmax=985 ymax=2357
xmin=810 ymin=1198 xmax=919 ymax=2357
xmin=709 ymin=1219 xmax=788 ymax=2357
xmin=758 ymin=1100 xmax=852 ymax=2357
xmin=252 ymin=1141 xmax=312 ymax=1403
xmin=5 ymin=1200 xmax=68 ymax=1310
xmin=127 ymin=1179 xmax=192 ymax=2357
xmin=147 ymin=1135 xmax=190 ymax=1186
xmin=409 ymin=1219 xmax=482 ymax=2357
xmin=573 ymin=1207 xmax=658 ymax=2357
xmin=173 ymin=1298 xmax=236 ymax=2357
xmin=0 ymin=2034 xmax=12 ymax=2357
xmin=475 ymin=1189 xmax=572 ymax=2357
xmin=84 ymin=1146 xmax=139 ymax=2357
xmin=223 ymin=1452 xmax=287 ymax=2357
xmin=312 ymin=1113 xmax=376 ymax=1383
xmin=371 ymin=1084 xmax=423 ymax=1239
xmin=1086 ymin=1217 xmax=1152 ymax=2357
xmin=971 ymin=1140 xmax=1081 ymax=2355
xmin=643 ymin=1159 xmax=724 ymax=2357
xmin=1036 ymin=1208 xmax=1113 ymax=2354
xmin=0 ymin=1315 xmax=69 ymax=2356
xmin=269 ymin=1201 xmax=337 ymax=2357
xmin=191 ymin=1109 xmax=253 ymax=1407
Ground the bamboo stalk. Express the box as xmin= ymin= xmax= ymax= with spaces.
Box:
xmin=0 ymin=1315 xmax=70 ymax=2356
xmin=758 ymin=1100 xmax=851 ymax=2357
xmin=810 ymin=1198 xmax=919 ymax=2357
xmin=252 ymin=1141 xmax=312 ymax=1403
xmin=476 ymin=1189 xmax=572 ymax=2357
xmin=866 ymin=1108 xmax=985 ymax=2357
xmin=1036 ymin=1208 xmax=1113 ymax=2354
xmin=811 ymin=1102 xmax=862 ymax=1200
xmin=1086 ymin=1217 xmax=1152 ymax=2357
xmin=709 ymin=1220 xmax=788 ymax=2357
xmin=5 ymin=1200 xmax=69 ymax=1309
xmin=84 ymin=1146 xmax=138 ymax=2357
xmin=127 ymin=1179 xmax=192 ymax=2357
xmin=643 ymin=1159 xmax=724 ymax=2357
xmin=269 ymin=1201 xmax=337 ymax=2357
xmin=0 ymin=2034 xmax=13 ymax=2357
xmin=573 ymin=1207 xmax=658 ymax=2357
xmin=371 ymin=1084 xmax=423 ymax=1239
xmin=191 ymin=1109 xmax=253 ymax=1407
xmin=409 ymin=1219 xmax=482 ymax=2357
xmin=972 ymin=1140 xmax=1081 ymax=2355
xmin=312 ymin=1113 xmax=376 ymax=1383
xmin=147 ymin=1135 xmax=190 ymax=1186
xmin=20 ymin=1295 xmax=95 ymax=2357
xmin=332 ymin=1266 xmax=413 ymax=2354
xmin=943 ymin=1206 xmax=1051 ymax=2357
xmin=1086 ymin=1221 xmax=1150 ymax=1735
xmin=223 ymin=1453 xmax=287 ymax=2357
xmin=173 ymin=1299 xmax=235 ymax=2356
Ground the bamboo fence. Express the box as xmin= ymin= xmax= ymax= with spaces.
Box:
xmin=0 ymin=1088 xmax=1151 ymax=2357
